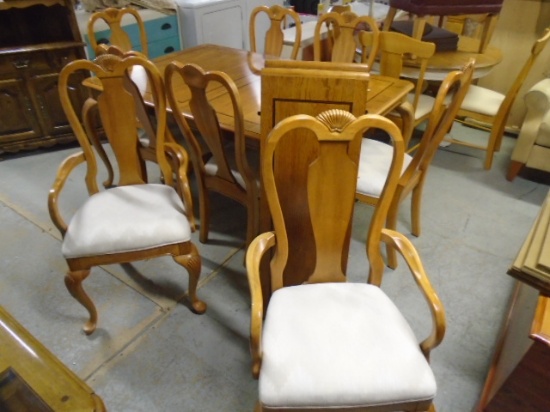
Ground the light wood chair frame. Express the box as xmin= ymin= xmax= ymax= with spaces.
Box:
xmin=50 ymin=53 xmax=205 ymax=334
xmin=246 ymin=110 xmax=445 ymax=411
xmin=165 ymin=62 xmax=260 ymax=246
xmin=88 ymin=7 xmax=148 ymax=57
xmin=313 ymin=11 xmax=380 ymax=66
xmin=249 ymin=4 xmax=302 ymax=59
xmin=357 ymin=59 xmax=475 ymax=270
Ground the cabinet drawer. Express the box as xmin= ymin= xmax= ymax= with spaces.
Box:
xmin=144 ymin=15 xmax=178 ymax=43
xmin=46 ymin=47 xmax=82 ymax=71
xmin=0 ymin=52 xmax=50 ymax=77
xmin=149 ymin=36 xmax=180 ymax=58
xmin=91 ymin=24 xmax=141 ymax=48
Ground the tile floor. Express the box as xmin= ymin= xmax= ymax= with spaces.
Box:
xmin=0 ymin=122 xmax=548 ymax=412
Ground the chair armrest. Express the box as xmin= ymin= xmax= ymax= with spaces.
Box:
xmin=48 ymin=151 xmax=87 ymax=237
xmin=164 ymin=142 xmax=196 ymax=232
xmin=380 ymin=228 xmax=446 ymax=359
xmin=245 ymin=231 xmax=276 ymax=379
xmin=511 ymin=79 xmax=550 ymax=163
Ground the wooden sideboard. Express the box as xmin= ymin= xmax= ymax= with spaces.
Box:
xmin=477 ymin=191 xmax=550 ymax=410
xmin=0 ymin=0 xmax=88 ymax=153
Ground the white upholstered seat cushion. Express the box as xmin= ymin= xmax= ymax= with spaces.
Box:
xmin=408 ymin=92 xmax=435 ymax=121
xmin=204 ymin=143 xmax=260 ymax=190
xmin=62 ymin=184 xmax=191 ymax=258
xmin=460 ymin=84 xmax=504 ymax=117
xmin=260 ymin=283 xmax=436 ymax=409
xmin=356 ymin=139 xmax=412 ymax=198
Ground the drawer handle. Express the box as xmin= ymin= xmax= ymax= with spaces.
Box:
xmin=161 ymin=23 xmax=172 ymax=30
xmin=13 ymin=59 xmax=30 ymax=69
xmin=164 ymin=46 xmax=175 ymax=54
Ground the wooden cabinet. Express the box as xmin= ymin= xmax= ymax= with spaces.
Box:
xmin=0 ymin=0 xmax=88 ymax=153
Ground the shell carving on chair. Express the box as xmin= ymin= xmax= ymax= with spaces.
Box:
xmin=317 ymin=109 xmax=356 ymax=132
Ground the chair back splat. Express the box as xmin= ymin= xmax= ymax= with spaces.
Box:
xmin=265 ymin=111 xmax=404 ymax=291
xmin=313 ymin=11 xmax=380 ymax=66
xmin=249 ymin=4 xmax=302 ymax=59
xmin=50 ymin=52 xmax=205 ymax=334
xmin=88 ymin=7 xmax=148 ymax=58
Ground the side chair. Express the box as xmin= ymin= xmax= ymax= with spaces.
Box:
xmin=249 ymin=4 xmax=302 ymax=59
xmin=356 ymin=59 xmax=475 ymax=269
xmin=88 ymin=7 xmax=148 ymax=58
xmin=448 ymin=27 xmax=550 ymax=170
xmin=165 ymin=62 xmax=260 ymax=247
xmin=246 ymin=109 xmax=446 ymax=411
xmin=50 ymin=52 xmax=206 ymax=334
xmin=313 ymin=11 xmax=380 ymax=66
xmin=359 ymin=30 xmax=436 ymax=140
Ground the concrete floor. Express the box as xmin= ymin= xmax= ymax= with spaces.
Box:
xmin=0 ymin=122 xmax=548 ymax=412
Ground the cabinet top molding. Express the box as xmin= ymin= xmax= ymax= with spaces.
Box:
xmin=0 ymin=0 xmax=66 ymax=11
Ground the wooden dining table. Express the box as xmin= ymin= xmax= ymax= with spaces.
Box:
xmin=401 ymin=35 xmax=503 ymax=81
xmin=84 ymin=43 xmax=414 ymax=141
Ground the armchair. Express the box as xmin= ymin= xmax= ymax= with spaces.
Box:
xmin=50 ymin=52 xmax=206 ymax=334
xmin=507 ymin=78 xmax=550 ymax=181
xmin=246 ymin=109 xmax=446 ymax=411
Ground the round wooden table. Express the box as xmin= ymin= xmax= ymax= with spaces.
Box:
xmin=401 ymin=36 xmax=503 ymax=81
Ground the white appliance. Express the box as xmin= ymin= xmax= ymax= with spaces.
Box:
xmin=174 ymin=0 xmax=282 ymax=52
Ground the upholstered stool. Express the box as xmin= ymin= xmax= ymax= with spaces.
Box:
xmin=383 ymin=0 xmax=505 ymax=53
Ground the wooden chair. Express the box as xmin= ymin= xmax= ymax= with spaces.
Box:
xmin=249 ymin=4 xmax=302 ymax=59
xmin=359 ymin=30 xmax=436 ymax=137
xmin=88 ymin=7 xmax=148 ymax=58
xmin=382 ymin=0 xmax=504 ymax=53
xmin=448 ymin=28 xmax=550 ymax=170
xmin=165 ymin=62 xmax=259 ymax=246
xmin=50 ymin=52 xmax=206 ymax=335
xmin=356 ymin=59 xmax=475 ymax=269
xmin=313 ymin=11 xmax=379 ymax=66
xmin=246 ymin=109 xmax=446 ymax=411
